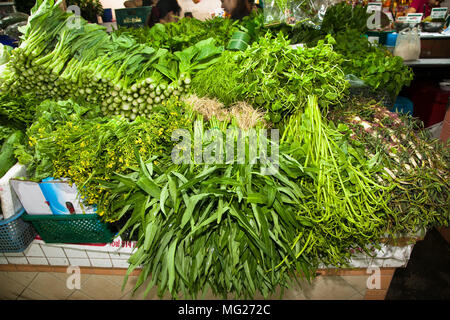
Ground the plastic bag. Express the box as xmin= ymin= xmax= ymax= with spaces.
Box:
xmin=346 ymin=74 xmax=367 ymax=88
xmin=0 ymin=12 xmax=29 ymax=30
xmin=5 ymin=21 xmax=27 ymax=40
xmin=393 ymin=27 xmax=421 ymax=61
xmin=264 ymin=0 xmax=338 ymax=27
xmin=288 ymin=0 xmax=339 ymax=27
xmin=263 ymin=0 xmax=285 ymax=26
xmin=346 ymin=74 xmax=395 ymax=108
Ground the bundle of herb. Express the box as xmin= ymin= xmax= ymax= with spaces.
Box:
xmin=333 ymin=29 xmax=414 ymax=98
xmin=192 ymin=33 xmax=348 ymax=123
xmin=19 ymin=98 xmax=191 ymax=214
xmin=0 ymin=92 xmax=40 ymax=129
xmin=1 ymin=0 xmax=223 ymax=121
xmin=327 ymin=98 xmax=450 ymax=235
xmin=115 ymin=17 xmax=239 ymax=52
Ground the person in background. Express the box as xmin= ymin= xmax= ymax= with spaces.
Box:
xmin=220 ymin=0 xmax=254 ymax=20
xmin=406 ymin=0 xmax=443 ymax=17
xmin=146 ymin=0 xmax=181 ymax=27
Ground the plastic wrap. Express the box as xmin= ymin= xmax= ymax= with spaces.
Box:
xmin=263 ymin=0 xmax=285 ymax=26
xmin=264 ymin=0 xmax=340 ymax=27
xmin=393 ymin=27 xmax=421 ymax=61
xmin=0 ymin=12 xmax=29 ymax=30
xmin=4 ymin=21 xmax=27 ymax=40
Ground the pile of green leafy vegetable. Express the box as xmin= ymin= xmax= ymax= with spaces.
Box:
xmin=333 ymin=29 xmax=414 ymax=98
xmin=1 ymin=0 xmax=223 ymax=121
xmin=93 ymin=94 xmax=404 ymax=299
xmin=327 ymin=97 xmax=450 ymax=234
xmin=16 ymin=98 xmax=192 ymax=215
xmin=192 ymin=33 xmax=349 ymax=123
xmin=0 ymin=92 xmax=38 ymax=178
xmin=285 ymin=2 xmax=413 ymax=98
xmin=114 ymin=16 xmax=239 ymax=52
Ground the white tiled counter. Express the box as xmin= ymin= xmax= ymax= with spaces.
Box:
xmin=0 ymin=237 xmax=135 ymax=268
xmin=0 ymin=235 xmax=418 ymax=270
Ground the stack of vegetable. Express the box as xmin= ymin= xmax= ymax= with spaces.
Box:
xmin=286 ymin=2 xmax=414 ymax=99
xmin=15 ymin=98 xmax=191 ymax=212
xmin=192 ymin=33 xmax=349 ymax=123
xmin=114 ymin=16 xmax=240 ymax=52
xmin=0 ymin=0 xmax=223 ymax=120
xmin=327 ymin=98 xmax=450 ymax=234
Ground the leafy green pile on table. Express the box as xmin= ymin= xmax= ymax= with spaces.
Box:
xmin=17 ymin=98 xmax=191 ymax=211
xmin=287 ymin=2 xmax=413 ymax=98
xmin=192 ymin=33 xmax=349 ymax=123
xmin=114 ymin=16 xmax=238 ymax=52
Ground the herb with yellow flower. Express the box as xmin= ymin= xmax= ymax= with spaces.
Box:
xmin=17 ymin=98 xmax=191 ymax=221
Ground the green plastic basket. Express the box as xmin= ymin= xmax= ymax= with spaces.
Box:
xmin=115 ymin=6 xmax=152 ymax=28
xmin=22 ymin=213 xmax=116 ymax=244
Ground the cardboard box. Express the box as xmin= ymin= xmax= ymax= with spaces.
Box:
xmin=10 ymin=178 xmax=96 ymax=215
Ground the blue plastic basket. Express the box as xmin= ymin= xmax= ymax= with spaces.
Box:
xmin=0 ymin=209 xmax=36 ymax=253
xmin=0 ymin=35 xmax=17 ymax=48
xmin=392 ymin=96 xmax=414 ymax=116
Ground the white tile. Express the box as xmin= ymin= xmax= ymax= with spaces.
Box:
xmin=24 ymin=244 xmax=45 ymax=257
xmin=347 ymin=258 xmax=373 ymax=268
xmin=382 ymin=258 xmax=406 ymax=268
xmin=372 ymin=244 xmax=389 ymax=258
xmin=111 ymin=259 xmax=130 ymax=268
xmin=119 ymin=253 xmax=131 ymax=260
xmin=108 ymin=252 xmax=121 ymax=259
xmin=369 ymin=258 xmax=384 ymax=267
xmin=86 ymin=251 xmax=110 ymax=259
xmin=3 ymin=251 xmax=24 ymax=257
xmin=117 ymin=245 xmax=137 ymax=255
xmin=90 ymin=258 xmax=112 ymax=268
xmin=64 ymin=248 xmax=88 ymax=258
xmin=27 ymin=257 xmax=49 ymax=265
xmin=0 ymin=256 xmax=8 ymax=264
xmin=6 ymin=256 xmax=29 ymax=264
xmin=41 ymin=245 xmax=66 ymax=258
xmin=48 ymin=257 xmax=69 ymax=266
xmin=68 ymin=258 xmax=91 ymax=267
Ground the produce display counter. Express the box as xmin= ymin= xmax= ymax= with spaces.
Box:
xmin=0 ymin=232 xmax=425 ymax=300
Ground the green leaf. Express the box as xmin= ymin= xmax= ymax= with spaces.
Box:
xmin=143 ymin=222 xmax=158 ymax=251
xmin=167 ymin=239 xmax=178 ymax=293
xmin=136 ymin=175 xmax=161 ymax=198
xmin=180 ymin=193 xmax=211 ymax=229
xmin=160 ymin=182 xmax=169 ymax=215
xmin=168 ymin=175 xmax=178 ymax=212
